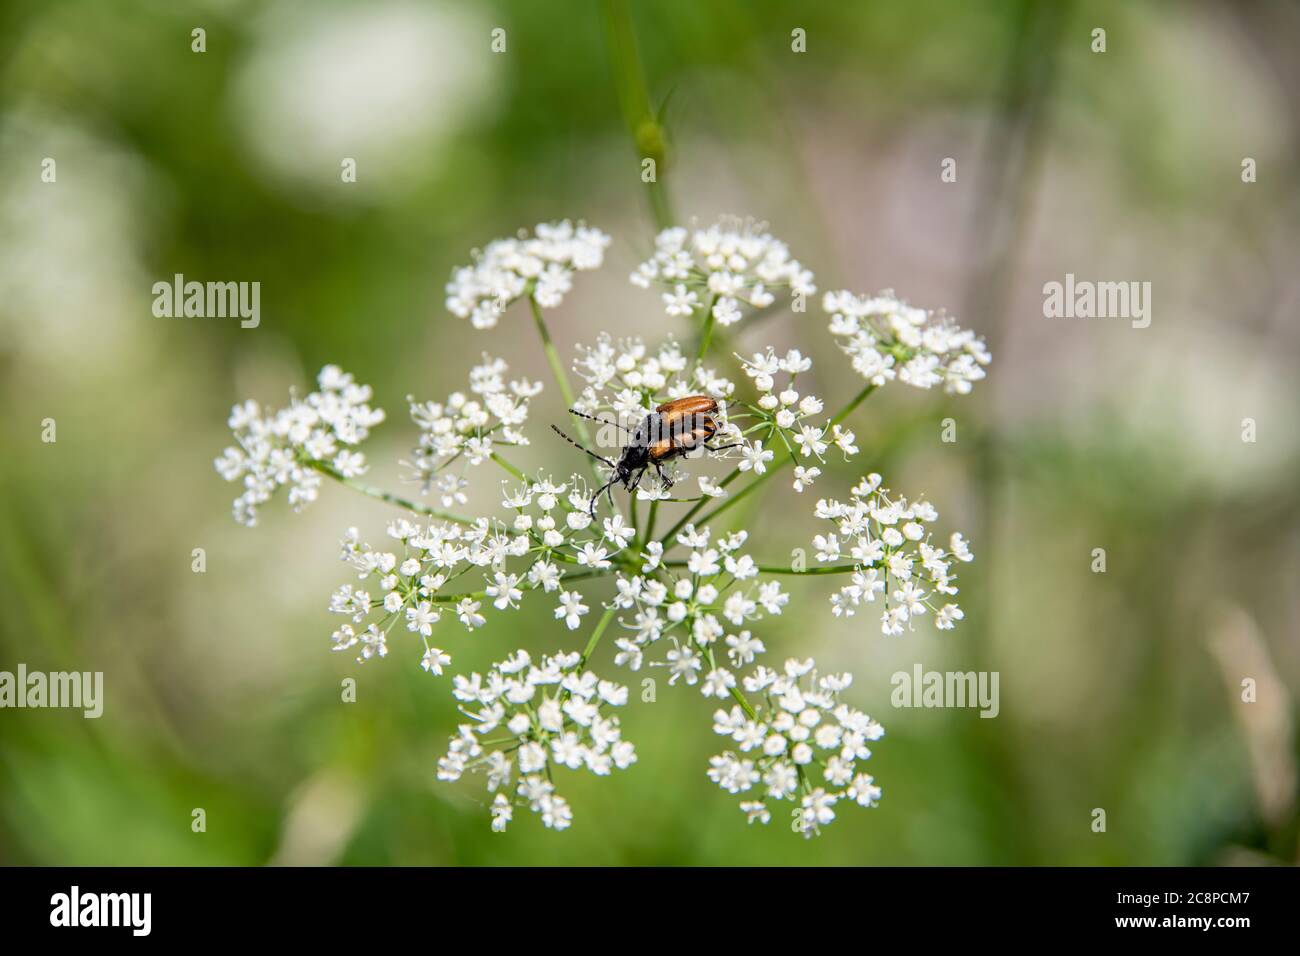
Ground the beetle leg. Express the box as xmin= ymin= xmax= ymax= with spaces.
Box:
xmin=654 ymin=462 xmax=674 ymax=490
xmin=590 ymin=475 xmax=617 ymax=519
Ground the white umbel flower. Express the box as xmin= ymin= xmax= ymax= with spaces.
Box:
xmin=438 ymin=649 xmax=636 ymax=831
xmin=823 ymin=289 xmax=991 ymax=394
xmin=708 ymin=657 xmax=883 ymax=837
xmin=446 ymin=221 xmax=611 ymax=329
xmin=215 ymin=365 xmax=385 ymax=526
xmin=632 ymin=217 xmax=815 ymax=327
xmin=737 ymin=347 xmax=855 ymax=486
xmin=813 ymin=474 xmax=971 ymax=634
xmin=407 ymin=354 xmax=542 ymax=501
xmin=609 ymin=525 xmax=788 ymax=692
xmin=220 ymin=215 xmax=996 ymax=842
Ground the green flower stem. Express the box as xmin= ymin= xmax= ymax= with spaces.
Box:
xmin=528 ymin=294 xmax=595 ymax=455
xmin=601 ymin=0 xmax=674 ymax=230
xmin=526 ymin=293 xmax=622 ymax=513
xmin=306 ymin=459 xmax=472 ymax=525
xmin=428 ymin=590 xmax=486 ymax=603
xmin=729 ymin=686 xmax=758 ymax=721
xmin=658 ymin=467 xmax=745 ymax=543
xmin=490 ymin=452 xmax=527 ymax=483
xmin=697 ymin=316 xmax=715 ymax=361
xmin=696 ymin=294 xmax=720 ymax=362
xmin=690 ymin=457 xmax=789 ymax=531
xmin=661 ymin=560 xmax=861 ymax=576
xmin=535 ymin=548 xmax=577 ymax=564
xmin=831 ymin=382 xmax=878 ymax=426
xmin=428 ymin=569 xmax=604 ymax=607
xmin=580 ymin=605 xmax=619 ymax=666
xmin=528 ymin=294 xmax=581 ymax=420
xmin=758 ymin=563 xmax=861 ymax=576
xmin=708 ymin=645 xmax=757 ymax=720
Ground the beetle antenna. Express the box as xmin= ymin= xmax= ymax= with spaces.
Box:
xmin=566 ymin=408 xmax=635 ymax=437
xmin=551 ymin=425 xmax=615 ymax=467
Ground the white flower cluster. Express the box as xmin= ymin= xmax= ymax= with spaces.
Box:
xmin=631 ymin=218 xmax=816 ymax=326
xmin=737 ymin=347 xmax=859 ymax=493
xmin=610 ymin=525 xmax=787 ymax=696
xmin=499 ymin=473 xmax=640 ymax=622
xmin=216 ymin=215 xmax=994 ymax=843
xmin=328 ymin=469 xmax=647 ymax=671
xmin=328 ymin=518 xmax=521 ymax=671
xmin=823 ymin=290 xmax=991 ymax=394
xmin=445 ymin=221 xmax=610 ymax=329
xmin=407 ymin=355 xmax=543 ymax=506
xmin=812 ymin=474 xmax=972 ymax=634
xmin=437 ymin=649 xmax=637 ymax=832
xmin=214 ymin=366 xmax=386 ymax=526
xmin=709 ymin=658 xmax=883 ymax=837
xmin=573 ymin=333 xmax=735 ymax=416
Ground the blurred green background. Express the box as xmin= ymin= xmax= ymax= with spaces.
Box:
xmin=2 ymin=0 xmax=1298 ymax=865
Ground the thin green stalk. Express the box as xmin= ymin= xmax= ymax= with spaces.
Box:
xmin=661 ymin=560 xmax=861 ymax=576
xmin=832 ymin=382 xmax=877 ymax=425
xmin=727 ymin=682 xmax=758 ymax=721
xmin=490 ymin=452 xmax=527 ymax=483
xmin=426 ymin=590 xmax=486 ymax=603
xmin=701 ymin=644 xmax=756 ymax=719
xmin=696 ymin=294 xmax=719 ymax=362
xmin=580 ymin=605 xmax=619 ymax=666
xmin=527 ymin=293 xmax=611 ymax=493
xmin=306 ymin=459 xmax=471 ymax=525
xmin=757 ymin=563 xmax=861 ymax=576
xmin=601 ymin=0 xmax=674 ymax=229
xmin=659 ymin=467 xmax=744 ymax=543
xmin=528 ymin=295 xmax=585 ymax=434
xmin=427 ymin=569 xmax=604 ymax=607
xmin=698 ymin=311 xmax=715 ymax=362
xmin=690 ymin=457 xmax=786 ymax=531
xmin=729 ymin=687 xmax=757 ymax=720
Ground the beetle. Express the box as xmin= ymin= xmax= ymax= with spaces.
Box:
xmin=551 ymin=395 xmax=741 ymax=517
